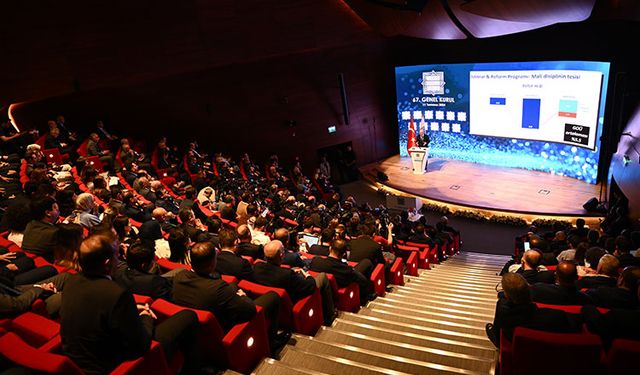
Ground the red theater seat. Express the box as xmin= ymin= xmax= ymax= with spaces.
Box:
xmin=151 ymin=298 xmax=269 ymax=374
xmin=308 ymin=271 xmax=360 ymax=313
xmin=238 ymin=279 xmax=324 ymax=336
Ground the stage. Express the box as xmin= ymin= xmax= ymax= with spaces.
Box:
xmin=360 ymin=155 xmax=605 ymax=224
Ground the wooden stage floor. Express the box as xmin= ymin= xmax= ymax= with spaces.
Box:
xmin=361 ymin=155 xmax=604 ymax=218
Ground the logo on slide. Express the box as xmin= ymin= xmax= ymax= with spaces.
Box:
xmin=422 ymin=71 xmax=445 ymax=96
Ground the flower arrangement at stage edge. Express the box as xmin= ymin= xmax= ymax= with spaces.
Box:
xmin=532 ymin=218 xmax=572 ymax=228
xmin=452 ymin=210 xmax=487 ymax=222
xmin=490 ymin=215 xmax=528 ymax=227
xmin=420 ymin=203 xmax=451 ymax=216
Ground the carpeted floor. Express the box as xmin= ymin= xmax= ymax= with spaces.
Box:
xmin=339 ymin=179 xmax=527 ymax=257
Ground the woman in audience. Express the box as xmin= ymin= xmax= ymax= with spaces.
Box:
xmin=53 ymin=223 xmax=83 ymax=271
xmin=168 ymin=227 xmax=191 ymax=265
xmin=67 ymin=192 xmax=101 ymax=229
xmin=112 ymin=214 xmax=137 ymax=257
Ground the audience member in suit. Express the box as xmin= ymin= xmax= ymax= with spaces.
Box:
xmin=586 ymin=266 xmax=640 ymax=309
xmin=113 ymin=241 xmax=173 ymax=301
xmin=582 ymin=291 xmax=640 ymax=349
xmin=204 ymin=215 xmax=221 ymax=248
xmin=171 ymin=241 xmax=282 ymax=349
xmin=122 ymin=191 xmax=153 ymax=223
xmin=178 ymin=207 xmax=207 ymax=242
xmin=308 ymin=228 xmax=332 ymax=256
xmin=44 ymin=127 xmax=75 ymax=160
xmin=508 ymin=250 xmax=555 ymax=285
xmin=531 ymin=261 xmax=592 ymax=305
xmin=86 ymin=132 xmax=114 ymax=172
xmin=253 ymin=240 xmax=336 ymax=325
xmin=61 ymin=234 xmax=199 ymax=375
xmin=567 ymin=218 xmax=590 ymax=241
xmin=273 ymin=228 xmax=307 ymax=269
xmin=576 ymin=253 xmax=619 ymax=290
xmin=349 ymin=224 xmax=392 ymax=267
xmin=614 ymin=235 xmax=640 ymax=268
xmin=309 ymin=239 xmax=374 ymax=306
xmin=215 ymin=228 xmax=255 ymax=281
xmin=485 ymin=272 xmax=581 ymax=348
xmin=236 ymin=224 xmax=264 ymax=261
xmin=0 ymin=270 xmax=69 ymax=318
xmin=21 ymin=196 xmax=60 ymax=262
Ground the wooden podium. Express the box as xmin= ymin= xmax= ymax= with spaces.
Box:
xmin=409 ymin=147 xmax=429 ymax=174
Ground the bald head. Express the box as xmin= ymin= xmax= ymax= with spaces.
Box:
xmin=522 ymin=250 xmax=542 ymax=270
xmin=237 ymin=224 xmax=252 ymax=242
xmin=274 ymin=228 xmax=289 ymax=246
xmin=597 ymin=254 xmax=620 ymax=277
xmin=79 ymin=235 xmax=116 ymax=276
xmin=152 ymin=207 xmax=168 ymax=221
xmin=555 ymin=261 xmax=578 ymax=286
xmin=264 ymin=240 xmax=284 ymax=264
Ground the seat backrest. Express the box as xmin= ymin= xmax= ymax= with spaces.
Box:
xmin=43 ymin=148 xmax=63 ymax=165
xmin=605 ymin=338 xmax=640 ymax=375
xmin=150 ymin=299 xmax=226 ymax=360
xmin=35 ymin=134 xmax=47 ymax=148
xmin=512 ymin=327 xmax=602 ymax=375
xmin=0 ymin=332 xmax=84 ymax=375
xmin=77 ymin=138 xmax=89 ymax=157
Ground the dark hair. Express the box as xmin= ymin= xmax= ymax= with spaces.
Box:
xmin=574 ymin=242 xmax=590 ymax=266
xmin=54 ymin=223 xmax=83 ymax=268
xmin=126 ymin=241 xmax=155 ymax=272
xmin=254 ymin=216 xmax=268 ymax=229
xmin=615 ymin=235 xmax=632 ymax=254
xmin=112 ymin=215 xmax=131 ymax=241
xmin=30 ymin=196 xmax=57 ymax=220
xmin=219 ymin=229 xmax=238 ymax=249
xmin=168 ymin=228 xmax=190 ymax=263
xmin=321 ymin=228 xmax=334 ymax=243
xmin=206 ymin=216 xmax=222 ymax=233
xmin=5 ymin=201 xmax=32 ymax=231
xmin=190 ymin=242 xmax=216 ymax=272
xmin=330 ymin=239 xmax=348 ymax=258
xmin=585 ymin=247 xmax=606 ymax=268
xmin=79 ymin=235 xmax=115 ymax=275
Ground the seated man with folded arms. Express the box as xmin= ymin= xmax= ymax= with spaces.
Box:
xmin=61 ymin=234 xmax=199 ymax=375
xmin=485 ymin=272 xmax=581 ymax=348
xmin=576 ymin=253 xmax=619 ymax=289
xmin=253 ymin=240 xmax=336 ymax=325
xmin=309 ymin=238 xmax=375 ymax=306
xmin=172 ymin=241 xmax=284 ymax=351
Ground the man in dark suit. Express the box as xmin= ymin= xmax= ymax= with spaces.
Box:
xmin=113 ymin=241 xmax=173 ymax=301
xmin=309 ymin=239 xmax=374 ymax=306
xmin=236 ymin=224 xmax=264 ymax=260
xmin=531 ymin=261 xmax=592 ymax=305
xmin=21 ymin=196 xmax=60 ymax=262
xmin=348 ymin=224 xmax=386 ymax=266
xmin=60 ymin=234 xmax=199 ymax=375
xmin=172 ymin=241 xmax=282 ymax=349
xmin=485 ymin=272 xmax=581 ymax=348
xmin=511 ymin=250 xmax=555 ymax=285
xmin=178 ymin=208 xmax=207 ymax=242
xmin=86 ymin=132 xmax=114 ymax=171
xmin=308 ymin=228 xmax=332 ymax=256
xmin=253 ymin=240 xmax=336 ymax=326
xmin=586 ymin=266 xmax=640 ymax=309
xmin=215 ymin=228 xmax=255 ymax=281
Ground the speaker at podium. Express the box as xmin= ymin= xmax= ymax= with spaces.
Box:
xmin=408 ymin=147 xmax=429 ymax=174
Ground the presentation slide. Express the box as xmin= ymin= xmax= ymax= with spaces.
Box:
xmin=395 ymin=61 xmax=610 ymax=183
